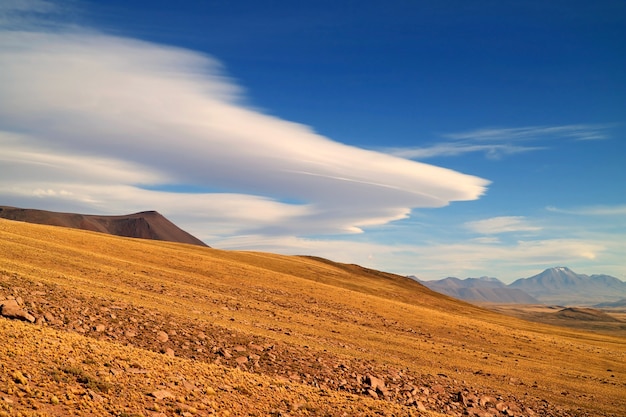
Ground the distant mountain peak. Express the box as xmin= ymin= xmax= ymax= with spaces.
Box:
xmin=510 ymin=266 xmax=626 ymax=305
xmin=477 ymin=276 xmax=501 ymax=282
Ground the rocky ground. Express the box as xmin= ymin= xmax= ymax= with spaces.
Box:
xmin=0 ymin=273 xmax=589 ymax=417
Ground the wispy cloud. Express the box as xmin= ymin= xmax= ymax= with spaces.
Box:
xmin=464 ymin=216 xmax=541 ymax=235
xmin=388 ymin=143 xmax=545 ymax=159
xmin=547 ymin=205 xmax=626 ymax=216
xmin=444 ymin=125 xmax=612 ymax=142
xmin=386 ymin=124 xmax=613 ymax=160
xmin=0 ymin=12 xmax=489 ymax=239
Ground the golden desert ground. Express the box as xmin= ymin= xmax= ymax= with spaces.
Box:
xmin=1 ymin=218 xmax=625 ymax=416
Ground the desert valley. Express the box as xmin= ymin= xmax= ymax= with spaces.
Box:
xmin=0 ymin=210 xmax=625 ymax=417
xmin=3 ymin=1 xmax=624 ymax=416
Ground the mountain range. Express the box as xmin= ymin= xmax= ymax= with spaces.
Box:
xmin=0 ymin=205 xmax=207 ymax=247
xmin=418 ymin=276 xmax=540 ymax=304
xmin=420 ymin=267 xmax=626 ymax=306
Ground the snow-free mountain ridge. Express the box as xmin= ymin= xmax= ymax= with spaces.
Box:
xmin=422 ymin=267 xmax=626 ymax=306
xmin=419 ymin=277 xmax=539 ymax=304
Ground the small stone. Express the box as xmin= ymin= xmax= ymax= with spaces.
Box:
xmin=1 ymin=300 xmax=35 ymax=323
xmin=479 ymin=395 xmax=496 ymax=407
xmin=217 ymin=348 xmax=232 ymax=359
xmin=164 ymin=348 xmax=175 ymax=357
xmin=87 ymin=390 xmax=104 ymax=402
xmin=94 ymin=324 xmax=106 ymax=332
xmin=150 ymin=390 xmax=174 ymax=400
xmin=50 ymin=395 xmax=60 ymax=405
xmin=455 ymin=391 xmax=468 ymax=405
xmin=365 ymin=374 xmax=385 ymax=392
xmin=156 ymin=331 xmax=169 ymax=343
xmin=496 ymin=402 xmax=508 ymax=412
xmin=235 ymin=356 xmax=248 ymax=365
xmin=366 ymin=388 xmax=378 ymax=399
xmin=12 ymin=371 xmax=28 ymax=385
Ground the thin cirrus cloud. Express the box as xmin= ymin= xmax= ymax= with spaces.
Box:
xmin=464 ymin=216 xmax=542 ymax=235
xmin=0 ymin=23 xmax=489 ymax=238
xmin=546 ymin=205 xmax=626 ymax=216
xmin=386 ymin=124 xmax=612 ymax=160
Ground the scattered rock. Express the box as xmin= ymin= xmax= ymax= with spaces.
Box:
xmin=0 ymin=276 xmax=577 ymax=417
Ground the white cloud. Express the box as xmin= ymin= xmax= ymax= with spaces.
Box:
xmin=0 ymin=24 xmax=489 ymax=239
xmin=464 ymin=216 xmax=541 ymax=235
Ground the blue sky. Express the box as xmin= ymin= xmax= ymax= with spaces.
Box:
xmin=1 ymin=0 xmax=624 ymax=282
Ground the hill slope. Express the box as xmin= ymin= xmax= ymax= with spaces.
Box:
xmin=1 ymin=219 xmax=625 ymax=416
xmin=0 ymin=205 xmax=208 ymax=247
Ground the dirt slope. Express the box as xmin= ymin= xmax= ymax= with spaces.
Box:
xmin=1 ymin=219 xmax=625 ymax=416
xmin=0 ymin=206 xmax=207 ymax=247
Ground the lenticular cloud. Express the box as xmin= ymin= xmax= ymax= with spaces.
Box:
xmin=0 ymin=26 xmax=489 ymax=236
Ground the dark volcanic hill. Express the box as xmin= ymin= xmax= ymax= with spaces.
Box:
xmin=510 ymin=267 xmax=626 ymax=305
xmin=0 ymin=206 xmax=208 ymax=247
xmin=421 ymin=277 xmax=539 ymax=304
xmin=554 ymin=307 xmax=623 ymax=322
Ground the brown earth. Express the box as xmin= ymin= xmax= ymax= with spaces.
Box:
xmin=0 ymin=206 xmax=207 ymax=247
xmin=482 ymin=304 xmax=626 ymax=338
xmin=1 ymin=218 xmax=625 ymax=416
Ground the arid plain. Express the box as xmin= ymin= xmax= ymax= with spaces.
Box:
xmin=1 ymin=219 xmax=625 ymax=416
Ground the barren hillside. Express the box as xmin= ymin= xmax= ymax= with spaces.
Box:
xmin=1 ymin=218 xmax=625 ymax=416
xmin=0 ymin=206 xmax=207 ymax=247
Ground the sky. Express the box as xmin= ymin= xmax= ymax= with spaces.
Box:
xmin=1 ymin=0 xmax=625 ymax=282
